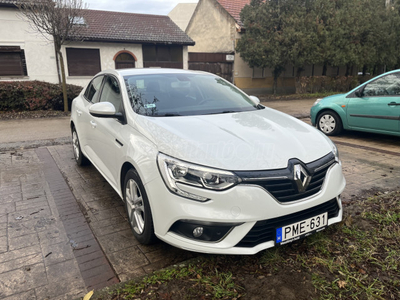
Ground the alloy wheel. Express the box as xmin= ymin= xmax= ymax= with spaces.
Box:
xmin=72 ymin=131 xmax=80 ymax=161
xmin=125 ymin=179 xmax=145 ymax=234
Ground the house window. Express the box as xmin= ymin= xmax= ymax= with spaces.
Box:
xmin=66 ymin=48 xmax=101 ymax=76
xmin=115 ymin=52 xmax=135 ymax=69
xmin=0 ymin=46 xmax=28 ymax=76
xmin=143 ymin=45 xmax=183 ymax=69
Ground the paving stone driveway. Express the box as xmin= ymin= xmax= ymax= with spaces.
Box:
xmin=0 ymin=147 xmax=194 ymax=300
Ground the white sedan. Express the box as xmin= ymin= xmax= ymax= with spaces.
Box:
xmin=70 ymin=68 xmax=345 ymax=254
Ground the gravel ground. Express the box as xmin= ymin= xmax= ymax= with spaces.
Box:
xmin=0 ymin=110 xmax=70 ymax=120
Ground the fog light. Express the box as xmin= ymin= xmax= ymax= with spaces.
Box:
xmin=170 ymin=220 xmax=242 ymax=242
xmin=193 ymin=227 xmax=204 ymax=238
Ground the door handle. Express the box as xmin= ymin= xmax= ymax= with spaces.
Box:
xmin=76 ymin=109 xmax=82 ymax=116
xmin=90 ymin=120 xmax=97 ymax=128
xmin=388 ymin=102 xmax=400 ymax=106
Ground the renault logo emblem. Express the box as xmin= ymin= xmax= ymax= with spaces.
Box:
xmin=294 ymin=164 xmax=311 ymax=192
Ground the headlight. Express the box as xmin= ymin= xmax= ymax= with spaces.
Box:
xmin=332 ymin=142 xmax=340 ymax=164
xmin=313 ymin=98 xmax=323 ymax=106
xmin=157 ymin=153 xmax=241 ymax=201
xmin=317 ymin=130 xmax=341 ymax=164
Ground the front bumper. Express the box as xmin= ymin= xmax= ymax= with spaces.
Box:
xmin=310 ymin=105 xmax=318 ymax=126
xmin=144 ymin=163 xmax=345 ymax=254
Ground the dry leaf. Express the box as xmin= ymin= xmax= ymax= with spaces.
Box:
xmin=338 ymin=280 xmax=347 ymax=289
xmin=83 ymin=290 xmax=94 ymax=300
xmin=359 ymin=269 xmax=366 ymax=274
xmin=344 ymin=215 xmax=352 ymax=227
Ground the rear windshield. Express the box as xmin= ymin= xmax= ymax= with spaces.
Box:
xmin=123 ymin=73 xmax=259 ymax=117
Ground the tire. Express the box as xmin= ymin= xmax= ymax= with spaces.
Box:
xmin=72 ymin=127 xmax=89 ymax=166
xmin=317 ymin=111 xmax=343 ymax=136
xmin=123 ymin=169 xmax=157 ymax=244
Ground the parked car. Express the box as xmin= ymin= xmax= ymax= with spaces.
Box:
xmin=71 ymin=68 xmax=345 ymax=254
xmin=311 ymin=69 xmax=400 ymax=136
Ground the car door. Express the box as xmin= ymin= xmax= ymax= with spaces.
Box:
xmin=75 ymin=75 xmax=105 ymax=153
xmin=347 ymin=73 xmax=400 ymax=133
xmin=89 ymin=75 xmax=128 ymax=188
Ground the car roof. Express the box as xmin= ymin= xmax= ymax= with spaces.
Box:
xmin=102 ymin=68 xmax=210 ymax=77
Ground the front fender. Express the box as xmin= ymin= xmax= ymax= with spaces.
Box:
xmin=120 ymin=129 xmax=159 ymax=188
xmin=311 ymin=101 xmax=349 ymax=129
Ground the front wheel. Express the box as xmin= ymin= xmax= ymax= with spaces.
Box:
xmin=124 ymin=169 xmax=156 ymax=245
xmin=317 ymin=111 xmax=343 ymax=136
xmin=72 ymin=128 xmax=89 ymax=166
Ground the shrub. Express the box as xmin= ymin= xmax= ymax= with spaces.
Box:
xmin=0 ymin=81 xmax=83 ymax=111
xmin=295 ymin=75 xmax=373 ymax=94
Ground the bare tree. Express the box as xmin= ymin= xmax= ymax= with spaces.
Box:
xmin=18 ymin=0 xmax=87 ymax=112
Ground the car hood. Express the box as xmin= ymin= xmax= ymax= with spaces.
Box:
xmin=134 ymin=108 xmax=334 ymax=171
xmin=322 ymin=93 xmax=345 ymax=103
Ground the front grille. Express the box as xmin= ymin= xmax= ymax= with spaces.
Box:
xmin=235 ymin=152 xmax=336 ymax=203
xmin=235 ymin=198 xmax=340 ymax=248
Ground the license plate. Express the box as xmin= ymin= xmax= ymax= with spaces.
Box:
xmin=276 ymin=212 xmax=328 ymax=245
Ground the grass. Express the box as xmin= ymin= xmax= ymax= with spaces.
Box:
xmin=110 ymin=262 xmax=243 ymax=299
xmin=260 ymin=91 xmax=340 ymax=101
xmin=91 ymin=190 xmax=400 ymax=300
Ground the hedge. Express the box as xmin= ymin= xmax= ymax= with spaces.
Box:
xmin=295 ymin=75 xmax=373 ymax=94
xmin=0 ymin=81 xmax=83 ymax=111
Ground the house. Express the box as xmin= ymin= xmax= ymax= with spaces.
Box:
xmin=0 ymin=0 xmax=195 ymax=87
xmin=183 ymin=0 xmax=350 ymax=94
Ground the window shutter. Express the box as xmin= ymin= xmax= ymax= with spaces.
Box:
xmin=66 ymin=48 xmax=101 ymax=76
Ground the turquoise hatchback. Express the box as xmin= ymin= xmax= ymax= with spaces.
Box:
xmin=310 ymin=70 xmax=400 ymax=136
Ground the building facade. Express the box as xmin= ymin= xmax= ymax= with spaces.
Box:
xmin=0 ymin=0 xmax=194 ymax=87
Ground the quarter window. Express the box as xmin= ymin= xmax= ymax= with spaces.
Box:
xmin=99 ymin=76 xmax=123 ymax=113
xmin=84 ymin=75 xmax=104 ymax=102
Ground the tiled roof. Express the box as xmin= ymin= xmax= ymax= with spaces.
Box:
xmin=216 ymin=0 xmax=250 ymax=27
xmin=74 ymin=9 xmax=195 ymax=45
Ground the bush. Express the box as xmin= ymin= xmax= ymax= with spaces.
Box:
xmin=295 ymin=75 xmax=373 ymax=94
xmin=0 ymin=81 xmax=83 ymax=111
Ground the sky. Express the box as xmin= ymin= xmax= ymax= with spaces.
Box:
xmin=83 ymin=0 xmax=199 ymax=15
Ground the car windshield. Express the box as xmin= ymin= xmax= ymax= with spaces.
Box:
xmin=123 ymin=73 xmax=259 ymax=116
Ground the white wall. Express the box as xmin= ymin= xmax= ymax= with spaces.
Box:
xmin=60 ymin=42 xmax=143 ymax=87
xmin=1 ymin=6 xmax=191 ymax=88
xmin=0 ymin=7 xmax=59 ymax=83
xmin=183 ymin=46 xmax=188 ymax=69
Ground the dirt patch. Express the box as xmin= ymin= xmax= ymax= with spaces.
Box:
xmin=0 ymin=110 xmax=70 ymax=120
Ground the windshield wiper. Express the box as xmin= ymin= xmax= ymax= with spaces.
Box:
xmin=204 ymin=110 xmax=240 ymax=115
xmin=221 ymin=110 xmax=240 ymax=114
xmin=162 ymin=113 xmax=182 ymax=117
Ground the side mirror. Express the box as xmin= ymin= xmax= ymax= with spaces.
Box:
xmin=89 ymin=102 xmax=125 ymax=122
xmin=249 ymin=95 xmax=260 ymax=106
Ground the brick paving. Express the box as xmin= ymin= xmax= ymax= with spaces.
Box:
xmin=0 ymin=149 xmax=86 ymax=300
xmin=48 ymin=145 xmax=195 ymax=283
xmin=35 ymin=148 xmax=118 ymax=291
